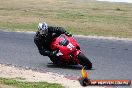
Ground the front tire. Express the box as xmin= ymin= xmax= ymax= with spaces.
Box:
xmin=77 ymin=53 xmax=92 ymax=69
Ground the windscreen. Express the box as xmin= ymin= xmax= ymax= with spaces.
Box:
xmin=59 ymin=34 xmax=69 ymax=46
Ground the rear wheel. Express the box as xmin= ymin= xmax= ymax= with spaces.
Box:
xmin=77 ymin=52 xmax=92 ymax=69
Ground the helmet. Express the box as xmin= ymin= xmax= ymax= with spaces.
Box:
xmin=38 ymin=22 xmax=48 ymax=35
xmin=38 ymin=22 xmax=48 ymax=30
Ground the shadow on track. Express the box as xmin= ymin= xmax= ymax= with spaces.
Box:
xmin=46 ymin=63 xmax=94 ymax=70
xmin=47 ymin=63 xmax=82 ymax=70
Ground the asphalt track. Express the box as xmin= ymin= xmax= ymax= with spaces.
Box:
xmin=0 ymin=31 xmax=132 ymax=87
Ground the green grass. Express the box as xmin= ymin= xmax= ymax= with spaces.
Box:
xmin=0 ymin=77 xmax=63 ymax=88
xmin=0 ymin=22 xmax=37 ymax=31
xmin=0 ymin=0 xmax=132 ymax=38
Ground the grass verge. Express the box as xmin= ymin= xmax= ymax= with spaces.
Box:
xmin=0 ymin=77 xmax=63 ymax=88
xmin=0 ymin=0 xmax=132 ymax=38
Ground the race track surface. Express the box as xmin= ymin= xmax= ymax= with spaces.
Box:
xmin=0 ymin=31 xmax=132 ymax=86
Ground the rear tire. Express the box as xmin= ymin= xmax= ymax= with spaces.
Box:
xmin=77 ymin=52 xmax=92 ymax=69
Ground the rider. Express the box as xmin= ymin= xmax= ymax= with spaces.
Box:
xmin=34 ymin=22 xmax=72 ymax=64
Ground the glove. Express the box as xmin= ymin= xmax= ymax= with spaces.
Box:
xmin=65 ymin=32 xmax=72 ymax=37
xmin=67 ymin=33 xmax=72 ymax=37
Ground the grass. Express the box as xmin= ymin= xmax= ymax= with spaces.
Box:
xmin=0 ymin=77 xmax=63 ymax=88
xmin=0 ymin=0 xmax=132 ymax=38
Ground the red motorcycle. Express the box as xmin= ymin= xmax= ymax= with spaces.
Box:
xmin=50 ymin=34 xmax=92 ymax=69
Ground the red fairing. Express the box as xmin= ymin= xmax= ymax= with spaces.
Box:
xmin=50 ymin=34 xmax=81 ymax=64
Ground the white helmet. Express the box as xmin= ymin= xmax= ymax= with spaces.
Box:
xmin=38 ymin=22 xmax=48 ymax=30
xmin=38 ymin=22 xmax=48 ymax=35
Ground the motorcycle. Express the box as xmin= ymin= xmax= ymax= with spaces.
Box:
xmin=50 ymin=34 xmax=92 ymax=69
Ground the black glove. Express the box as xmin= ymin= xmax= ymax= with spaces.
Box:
xmin=67 ymin=33 xmax=72 ymax=37
xmin=65 ymin=32 xmax=72 ymax=37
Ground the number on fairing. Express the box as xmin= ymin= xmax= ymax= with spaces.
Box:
xmin=67 ymin=43 xmax=74 ymax=50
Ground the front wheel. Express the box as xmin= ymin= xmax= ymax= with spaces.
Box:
xmin=77 ymin=52 xmax=92 ymax=69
